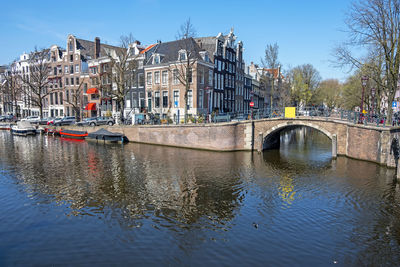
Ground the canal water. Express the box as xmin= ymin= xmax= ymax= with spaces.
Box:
xmin=0 ymin=128 xmax=400 ymax=266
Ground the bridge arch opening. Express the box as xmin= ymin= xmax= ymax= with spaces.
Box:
xmin=261 ymin=122 xmax=337 ymax=158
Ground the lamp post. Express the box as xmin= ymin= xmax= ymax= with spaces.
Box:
xmin=360 ymin=76 xmax=369 ymax=122
xmin=360 ymin=76 xmax=369 ymax=113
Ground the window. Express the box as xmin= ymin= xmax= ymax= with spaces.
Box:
xmin=179 ymin=51 xmax=186 ymax=61
xmin=75 ymin=65 xmax=79 ymax=73
xmin=138 ymin=73 xmax=144 ymax=87
xmin=71 ymin=77 xmax=74 ymax=85
xmin=188 ymin=90 xmax=193 ymax=108
xmin=53 ymin=67 xmax=57 ymax=75
xmin=60 ymin=93 xmax=63 ymax=105
xmin=84 ymin=83 xmax=88 ymax=93
xmin=173 ymin=90 xmax=179 ymax=107
xmin=90 ymin=67 xmax=97 ymax=74
xmin=65 ymin=77 xmax=69 ymax=85
xmin=69 ymin=41 xmax=73 ymax=51
xmin=209 ymin=70 xmax=213 ymax=86
xmin=199 ymin=89 xmax=203 ymax=108
xmin=70 ymin=65 xmax=74 ymax=74
xmin=55 ymin=92 xmax=58 ymax=105
xmin=154 ymin=71 xmax=160 ymax=84
xmin=155 ymin=91 xmax=160 ymax=108
xmin=173 ymin=69 xmax=179 ymax=84
xmin=147 ymin=72 xmax=152 ymax=85
xmin=76 ymin=77 xmax=79 ymax=85
xmin=162 ymin=91 xmax=168 ymax=108
xmin=64 ymin=66 xmax=68 ymax=74
xmin=162 ymin=71 xmax=168 ymax=85
xmin=70 ymin=54 xmax=73 ymax=62
xmin=60 ymin=109 xmax=63 ymax=117
xmin=154 ymin=55 xmax=160 ymax=64
xmin=199 ymin=69 xmax=204 ymax=84
xmin=50 ymin=93 xmax=53 ymax=105
xmin=66 ymin=89 xmax=69 ymax=102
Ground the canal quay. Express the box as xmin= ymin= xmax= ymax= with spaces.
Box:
xmin=1 ymin=127 xmax=400 ymax=266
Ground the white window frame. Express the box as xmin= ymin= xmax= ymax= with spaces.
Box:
xmin=161 ymin=70 xmax=168 ymax=85
xmin=147 ymin=72 xmax=152 ymax=85
xmin=154 ymin=71 xmax=160 ymax=84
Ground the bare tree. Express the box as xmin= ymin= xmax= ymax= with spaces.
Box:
xmin=20 ymin=48 xmax=51 ymax=119
xmin=261 ymin=43 xmax=280 ymax=69
xmin=1 ymin=62 xmax=22 ymax=117
xmin=64 ymin=78 xmax=86 ymax=121
xmin=334 ymin=0 xmax=400 ymax=122
xmin=105 ymin=34 xmax=138 ymax=122
xmin=172 ymin=18 xmax=198 ymax=123
xmin=261 ymin=43 xmax=280 ymax=108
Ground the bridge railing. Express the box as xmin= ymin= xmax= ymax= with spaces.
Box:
xmin=140 ymin=107 xmax=396 ymax=127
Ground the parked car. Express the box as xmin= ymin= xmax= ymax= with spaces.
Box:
xmin=53 ymin=116 xmax=76 ymax=126
xmin=79 ymin=116 xmax=115 ymax=126
xmin=76 ymin=117 xmax=98 ymax=126
xmin=0 ymin=114 xmax=16 ymax=122
xmin=39 ymin=117 xmax=55 ymax=125
xmin=21 ymin=116 xmax=40 ymax=123
xmin=47 ymin=117 xmax=62 ymax=125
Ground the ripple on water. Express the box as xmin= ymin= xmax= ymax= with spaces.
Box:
xmin=1 ymin=130 xmax=400 ymax=265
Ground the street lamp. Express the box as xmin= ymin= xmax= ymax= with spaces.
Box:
xmin=371 ymin=87 xmax=376 ymax=115
xmin=360 ymin=76 xmax=369 ymax=114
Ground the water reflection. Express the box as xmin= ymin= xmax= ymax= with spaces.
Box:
xmin=1 ymin=129 xmax=400 ymax=265
xmin=0 ymin=133 xmax=247 ymax=230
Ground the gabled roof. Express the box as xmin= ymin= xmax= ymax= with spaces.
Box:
xmin=144 ymin=38 xmax=205 ymax=66
xmin=75 ymin=38 xmax=124 ymax=60
xmin=140 ymin=44 xmax=157 ymax=54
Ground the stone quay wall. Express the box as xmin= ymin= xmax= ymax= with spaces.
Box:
xmin=54 ymin=117 xmax=400 ymax=168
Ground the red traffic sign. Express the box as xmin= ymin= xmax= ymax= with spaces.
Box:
xmin=249 ymin=101 xmax=254 ymax=107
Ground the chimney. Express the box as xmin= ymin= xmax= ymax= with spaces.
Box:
xmin=94 ymin=37 xmax=100 ymax=59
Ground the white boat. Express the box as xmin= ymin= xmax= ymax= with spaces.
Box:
xmin=11 ymin=121 xmax=37 ymax=136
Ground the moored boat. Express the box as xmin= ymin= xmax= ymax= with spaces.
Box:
xmin=87 ymin=128 xmax=128 ymax=143
xmin=11 ymin=121 xmax=37 ymax=136
xmin=59 ymin=129 xmax=88 ymax=139
xmin=0 ymin=123 xmax=12 ymax=130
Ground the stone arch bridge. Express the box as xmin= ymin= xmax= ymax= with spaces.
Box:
xmin=246 ymin=117 xmax=397 ymax=168
xmin=62 ymin=117 xmax=400 ymax=168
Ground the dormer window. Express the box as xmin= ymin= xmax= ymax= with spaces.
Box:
xmin=178 ymin=50 xmax=187 ymax=61
xmin=153 ymin=54 xmax=160 ymax=64
xmin=69 ymin=40 xmax=73 ymax=51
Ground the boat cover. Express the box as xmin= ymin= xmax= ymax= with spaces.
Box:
xmin=87 ymin=128 xmax=123 ymax=139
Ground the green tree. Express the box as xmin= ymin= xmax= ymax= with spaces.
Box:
xmin=314 ymin=79 xmax=343 ymax=109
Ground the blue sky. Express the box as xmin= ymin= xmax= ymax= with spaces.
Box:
xmin=0 ymin=0 xmax=353 ymax=80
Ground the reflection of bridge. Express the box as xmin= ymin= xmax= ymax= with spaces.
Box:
xmin=60 ymin=116 xmax=400 ymax=170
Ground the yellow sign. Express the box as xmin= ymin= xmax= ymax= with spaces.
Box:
xmin=285 ymin=107 xmax=296 ymax=118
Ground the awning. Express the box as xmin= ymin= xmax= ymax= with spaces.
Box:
xmin=86 ymin=88 xmax=98 ymax=94
xmin=84 ymin=103 xmax=96 ymax=111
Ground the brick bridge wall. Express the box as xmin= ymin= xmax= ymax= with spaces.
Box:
xmin=56 ymin=117 xmax=399 ymax=167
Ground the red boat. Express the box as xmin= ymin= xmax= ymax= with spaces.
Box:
xmin=59 ymin=129 xmax=88 ymax=139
